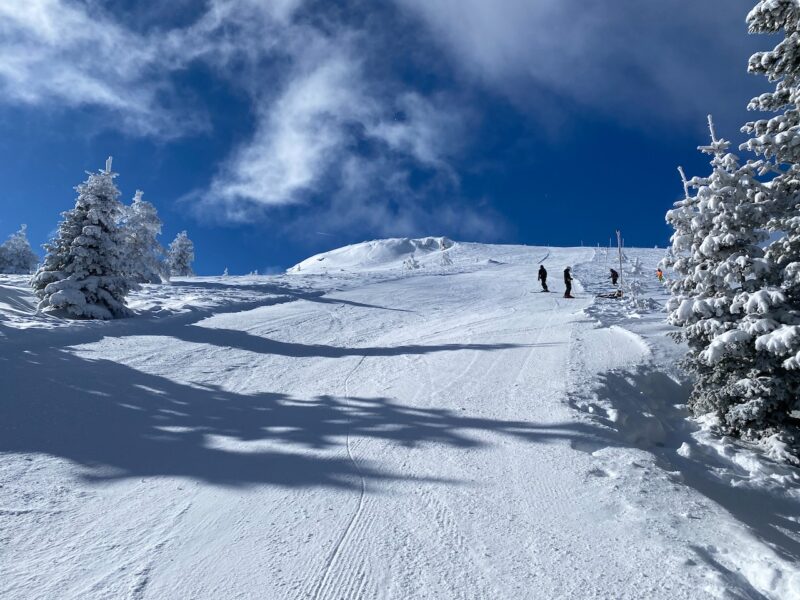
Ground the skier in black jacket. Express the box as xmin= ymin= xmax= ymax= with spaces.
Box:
xmin=564 ymin=267 xmax=574 ymax=298
xmin=538 ymin=265 xmax=549 ymax=292
xmin=610 ymin=268 xmax=619 ymax=285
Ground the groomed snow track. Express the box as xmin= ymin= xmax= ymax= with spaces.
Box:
xmin=2 ymin=242 xmax=799 ymax=599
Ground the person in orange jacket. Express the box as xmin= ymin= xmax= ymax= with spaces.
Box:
xmin=656 ymin=268 xmax=664 ymax=283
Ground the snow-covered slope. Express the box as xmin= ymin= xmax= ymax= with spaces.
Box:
xmin=1 ymin=242 xmax=799 ymax=600
xmin=286 ymin=237 xmax=556 ymax=275
xmin=287 ymin=237 xmax=457 ymax=274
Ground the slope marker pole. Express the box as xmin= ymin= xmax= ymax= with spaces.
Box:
xmin=616 ymin=229 xmax=623 ymax=294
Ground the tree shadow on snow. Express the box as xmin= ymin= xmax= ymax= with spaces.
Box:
xmin=0 ymin=343 xmax=596 ymax=490
xmin=165 ymin=280 xmax=413 ymax=313
xmin=165 ymin=281 xmax=302 ymax=294
xmin=569 ymin=368 xmax=800 ymax=567
xmin=304 ymin=295 xmax=417 ymax=313
xmin=172 ymin=325 xmax=524 ymax=358
xmin=688 ymin=545 xmax=770 ymax=600
xmin=0 ymin=279 xmax=413 ymax=350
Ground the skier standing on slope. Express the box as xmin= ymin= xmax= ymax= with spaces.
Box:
xmin=563 ymin=267 xmax=574 ymax=298
xmin=610 ymin=268 xmax=619 ymax=285
xmin=538 ymin=265 xmax=549 ymax=292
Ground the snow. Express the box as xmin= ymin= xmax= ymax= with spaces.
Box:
xmin=288 ymin=236 xmax=454 ymax=274
xmin=2 ymin=241 xmax=799 ymax=599
xmin=701 ymin=330 xmax=753 ymax=364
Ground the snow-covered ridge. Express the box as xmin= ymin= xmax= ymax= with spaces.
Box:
xmin=287 ymin=236 xmax=456 ymax=274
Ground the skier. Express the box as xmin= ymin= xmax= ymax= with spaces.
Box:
xmin=538 ymin=265 xmax=549 ymax=292
xmin=610 ymin=268 xmax=619 ymax=285
xmin=656 ymin=268 xmax=664 ymax=283
xmin=563 ymin=267 xmax=574 ymax=298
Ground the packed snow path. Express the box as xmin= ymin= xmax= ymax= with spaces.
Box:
xmin=2 ymin=243 xmax=799 ymax=599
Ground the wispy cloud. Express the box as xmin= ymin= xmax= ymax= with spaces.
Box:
xmin=394 ymin=0 xmax=760 ymax=128
xmin=288 ymin=155 xmax=508 ymax=243
xmin=0 ymin=0 xmax=308 ymax=137
xmin=201 ymin=41 xmax=371 ymax=212
xmin=0 ymin=0 xmax=205 ymax=137
xmin=369 ymin=92 xmax=465 ymax=170
xmin=195 ymin=29 xmax=472 ymax=231
xmin=0 ymin=0 xmax=502 ymax=238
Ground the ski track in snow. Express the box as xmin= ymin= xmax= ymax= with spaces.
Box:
xmin=309 ymin=354 xmax=368 ymax=600
xmin=2 ymin=241 xmax=800 ymax=599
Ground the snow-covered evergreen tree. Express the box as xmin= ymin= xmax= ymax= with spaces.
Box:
xmin=0 ymin=224 xmax=39 ymax=274
xmin=167 ymin=231 xmax=195 ymax=277
xmin=725 ymin=0 xmax=800 ymax=456
xmin=121 ymin=190 xmax=166 ymax=283
xmin=31 ymin=158 xmax=135 ymax=319
xmin=665 ymin=117 xmax=795 ymax=448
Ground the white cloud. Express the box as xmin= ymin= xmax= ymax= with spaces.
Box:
xmin=0 ymin=0 xmax=498 ymax=238
xmin=199 ymin=37 xmax=468 ymax=217
xmin=0 ymin=0 xmax=308 ymax=136
xmin=368 ymin=92 xmax=464 ymax=170
xmin=0 ymin=0 xmax=172 ymax=134
xmin=394 ymin=0 xmax=759 ymax=126
xmin=288 ymin=155 xmax=507 ymax=242
xmin=204 ymin=45 xmax=371 ymax=211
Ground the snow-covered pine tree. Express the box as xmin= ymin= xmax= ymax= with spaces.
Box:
xmin=626 ymin=277 xmax=645 ymax=309
xmin=0 ymin=224 xmax=39 ymax=274
xmin=167 ymin=231 xmax=195 ymax=277
xmin=730 ymin=0 xmax=800 ymax=456
xmin=121 ymin=190 xmax=166 ymax=283
xmin=666 ymin=117 xmax=791 ymax=448
xmin=624 ymin=257 xmax=647 ymax=310
xmin=31 ymin=157 xmax=135 ymax=319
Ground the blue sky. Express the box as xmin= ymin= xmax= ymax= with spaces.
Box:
xmin=0 ymin=0 xmax=766 ymax=274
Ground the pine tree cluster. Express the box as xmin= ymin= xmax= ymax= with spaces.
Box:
xmin=665 ymin=1 xmax=800 ymax=461
xmin=30 ymin=158 xmax=196 ymax=320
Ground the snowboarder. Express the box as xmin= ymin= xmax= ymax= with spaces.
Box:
xmin=563 ymin=267 xmax=574 ymax=298
xmin=538 ymin=265 xmax=549 ymax=292
xmin=656 ymin=268 xmax=664 ymax=283
xmin=610 ymin=268 xmax=619 ymax=285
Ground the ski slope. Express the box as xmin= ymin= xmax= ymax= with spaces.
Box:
xmin=1 ymin=241 xmax=799 ymax=599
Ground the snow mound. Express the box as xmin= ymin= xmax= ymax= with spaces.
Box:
xmin=287 ymin=237 xmax=455 ymax=274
